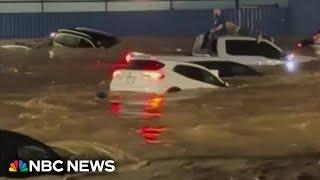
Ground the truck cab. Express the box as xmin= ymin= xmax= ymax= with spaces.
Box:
xmin=156 ymin=33 xmax=316 ymax=73
xmin=192 ymin=33 xmax=284 ymax=66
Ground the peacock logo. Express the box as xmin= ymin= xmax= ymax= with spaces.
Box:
xmin=9 ymin=160 xmax=29 ymax=173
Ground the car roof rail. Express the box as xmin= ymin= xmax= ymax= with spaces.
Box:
xmin=76 ymin=27 xmax=113 ymax=37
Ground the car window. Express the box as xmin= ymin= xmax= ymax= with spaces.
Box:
xmin=126 ymin=60 xmax=165 ymax=70
xmin=78 ymin=39 xmax=93 ymax=48
xmin=226 ymin=40 xmax=281 ymax=59
xmin=173 ymin=65 xmax=225 ymax=87
xmin=54 ymin=34 xmax=79 ymax=47
xmin=191 ymin=61 xmax=261 ymax=77
xmin=202 ymin=69 xmax=225 ymax=86
xmin=258 ymin=42 xmax=281 ymax=59
xmin=17 ymin=145 xmax=53 ymax=160
xmin=226 ymin=40 xmax=260 ymax=56
xmin=174 ymin=65 xmax=203 ymax=81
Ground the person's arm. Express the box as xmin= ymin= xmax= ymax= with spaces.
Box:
xmin=213 ymin=24 xmax=224 ymax=32
xmin=212 ymin=15 xmax=225 ymax=32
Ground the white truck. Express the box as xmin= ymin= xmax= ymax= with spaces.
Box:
xmin=156 ymin=33 xmax=316 ymax=71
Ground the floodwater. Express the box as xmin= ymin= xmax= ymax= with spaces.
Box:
xmin=1 ymin=38 xmax=320 ymax=179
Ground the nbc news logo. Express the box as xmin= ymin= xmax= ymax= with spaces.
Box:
xmin=9 ymin=160 xmax=28 ymax=173
xmin=8 ymin=160 xmax=115 ymax=174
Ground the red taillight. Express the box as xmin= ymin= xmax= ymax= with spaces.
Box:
xmin=137 ymin=127 xmax=167 ymax=144
xmin=143 ymin=72 xmax=165 ymax=80
xmin=112 ymin=70 xmax=122 ymax=78
xmin=297 ymin=43 xmax=302 ymax=48
xmin=110 ymin=101 xmax=122 ymax=114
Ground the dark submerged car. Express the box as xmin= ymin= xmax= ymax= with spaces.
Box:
xmin=50 ymin=27 xmax=119 ymax=61
xmin=0 ymin=130 xmax=62 ymax=178
xmin=297 ymin=30 xmax=320 ymax=48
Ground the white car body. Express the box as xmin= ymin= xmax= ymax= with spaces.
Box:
xmin=157 ymin=35 xmax=316 ymax=68
xmin=110 ymin=53 xmax=227 ymax=94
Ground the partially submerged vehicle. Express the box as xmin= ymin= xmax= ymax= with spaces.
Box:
xmin=51 ymin=27 xmax=118 ymax=49
xmin=0 ymin=130 xmax=61 ymax=178
xmin=110 ymin=53 xmax=228 ymax=94
xmin=297 ymin=30 xmax=320 ymax=48
xmin=0 ymin=27 xmax=120 ymax=69
xmin=0 ymin=28 xmax=121 ymax=87
xmin=297 ymin=30 xmax=320 ymax=55
xmin=156 ymin=33 xmax=317 ymax=72
xmin=50 ymin=27 xmax=119 ymax=61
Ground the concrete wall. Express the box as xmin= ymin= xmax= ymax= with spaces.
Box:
xmin=0 ymin=3 xmax=41 ymax=13
xmin=44 ymin=2 xmax=106 ymax=12
xmin=0 ymin=0 xmax=289 ymax=13
xmin=2 ymin=0 xmax=319 ymax=39
xmin=0 ymin=8 xmax=289 ymax=39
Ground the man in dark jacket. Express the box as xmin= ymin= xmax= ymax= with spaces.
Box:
xmin=212 ymin=8 xmax=227 ymax=36
xmin=204 ymin=8 xmax=227 ymax=54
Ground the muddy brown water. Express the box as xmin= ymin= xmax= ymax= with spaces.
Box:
xmin=0 ymin=37 xmax=320 ymax=179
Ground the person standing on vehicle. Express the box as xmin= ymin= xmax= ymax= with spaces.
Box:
xmin=205 ymin=8 xmax=228 ymax=54
xmin=212 ymin=8 xmax=227 ymax=36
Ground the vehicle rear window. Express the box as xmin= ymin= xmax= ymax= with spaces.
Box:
xmin=126 ymin=60 xmax=165 ymax=70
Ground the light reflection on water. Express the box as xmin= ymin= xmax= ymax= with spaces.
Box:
xmin=109 ymin=94 xmax=165 ymax=119
xmin=109 ymin=94 xmax=167 ymax=144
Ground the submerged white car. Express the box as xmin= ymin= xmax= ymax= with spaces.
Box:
xmin=110 ymin=53 xmax=228 ymax=94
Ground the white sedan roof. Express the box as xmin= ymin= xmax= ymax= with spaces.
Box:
xmin=126 ymin=52 xmax=218 ymax=72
